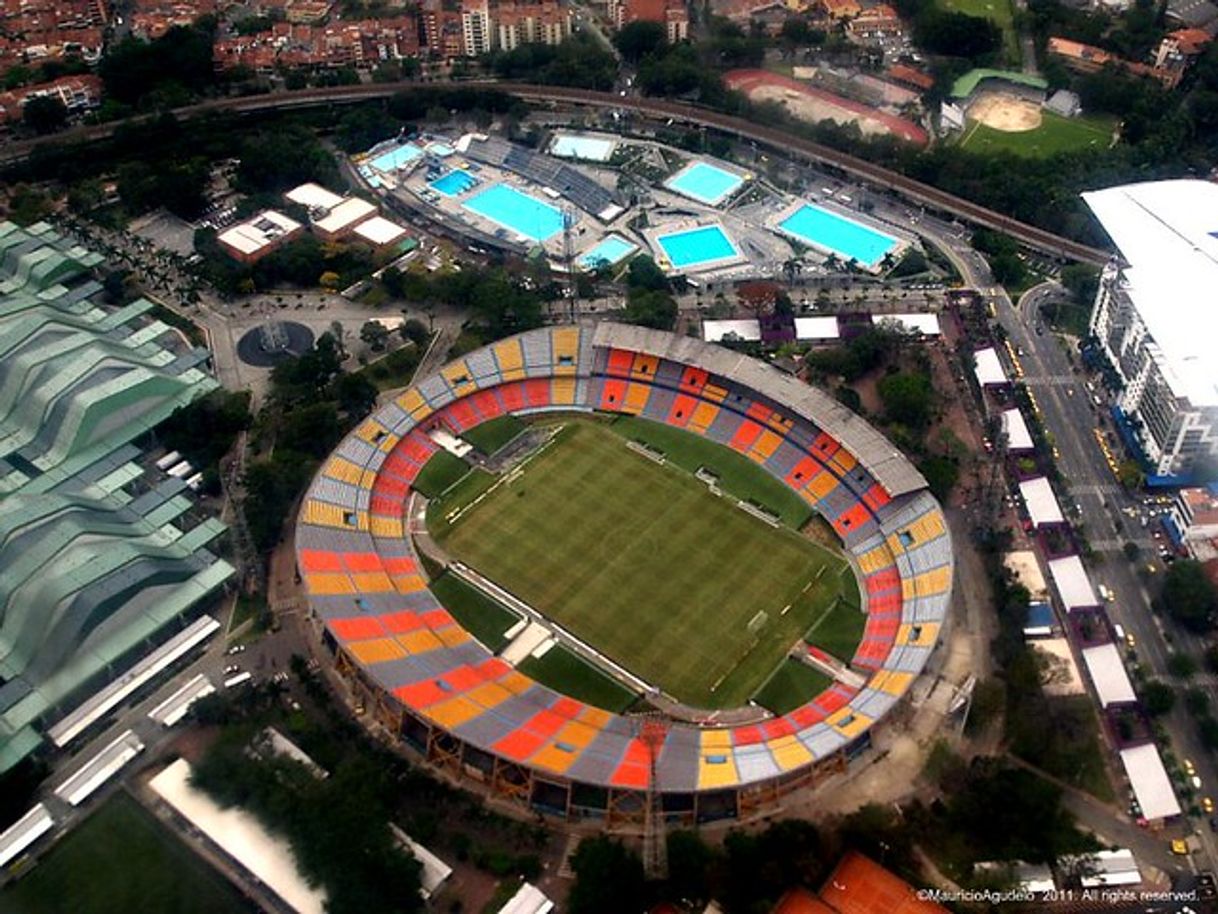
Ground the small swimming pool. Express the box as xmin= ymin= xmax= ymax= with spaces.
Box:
xmin=656 ymin=225 xmax=739 ymax=269
xmin=577 ymin=234 xmax=638 ymax=270
xmin=430 ymin=169 xmax=478 ymax=196
xmin=369 ymin=143 xmax=423 ymax=172
xmin=664 ymin=162 xmax=746 ymax=206
xmin=551 ymin=134 xmax=617 ymax=162
xmin=778 ymin=204 xmax=898 ymax=268
xmin=463 ymin=184 xmax=566 ymax=242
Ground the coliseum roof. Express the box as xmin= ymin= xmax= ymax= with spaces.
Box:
xmin=1082 ymin=179 xmax=1218 ymax=407
xmin=296 ymin=324 xmax=951 ymax=798
xmin=0 ymin=221 xmax=233 ymax=773
xmin=592 ymin=324 xmax=928 ymax=496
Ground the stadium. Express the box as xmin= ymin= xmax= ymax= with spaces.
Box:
xmin=295 ymin=324 xmax=952 ymax=824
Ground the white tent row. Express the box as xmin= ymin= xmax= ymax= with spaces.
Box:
xmin=703 ymin=319 xmax=760 ymax=343
xmin=872 ymin=312 xmax=941 ymax=336
xmin=1047 ymin=555 xmax=1099 ymax=610
xmin=974 ymin=347 xmax=1008 ymax=386
xmin=1080 ymin=643 xmax=1137 ymax=707
xmin=1002 ymin=408 xmax=1034 ymax=451
xmin=794 ymin=316 xmax=841 ymax=341
xmin=1019 ymin=476 xmax=1065 ymax=528
xmin=1119 ymin=744 xmax=1182 ymax=822
xmin=0 ymin=804 xmax=53 ymax=868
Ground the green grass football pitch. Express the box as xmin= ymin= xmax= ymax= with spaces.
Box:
xmin=432 ymin=419 xmax=860 ymax=709
xmin=0 ymin=793 xmax=252 ymax=914
xmin=959 ymin=111 xmax=1115 ymax=159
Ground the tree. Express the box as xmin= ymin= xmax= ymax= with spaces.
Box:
xmin=1168 ymin=652 xmax=1198 ymax=679
xmin=1185 ymin=687 xmax=1209 ymax=717
xmin=399 ymin=319 xmax=429 ymax=347
xmin=913 ymin=9 xmax=1001 ymax=59
xmin=360 ymin=320 xmax=390 ymax=351
xmin=1116 ymin=459 xmax=1144 ymax=490
xmin=568 ymin=837 xmax=644 ymax=914
xmin=627 ymin=255 xmax=668 ymax=292
xmin=878 ymin=370 xmax=934 ymax=430
xmin=623 ymin=288 xmax=678 ymax=330
xmin=1162 ymin=559 xmax=1218 ymax=633
xmin=665 ymin=831 xmax=714 ymax=904
xmin=22 ymin=95 xmax=67 ymax=134
xmin=615 ymin=20 xmax=666 ymax=62
xmin=1141 ymin=679 xmax=1176 ymax=715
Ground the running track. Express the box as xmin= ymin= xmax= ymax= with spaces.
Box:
xmin=0 ymin=81 xmax=1110 ymax=265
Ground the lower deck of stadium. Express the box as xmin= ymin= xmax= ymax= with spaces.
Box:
xmin=295 ymin=324 xmax=952 ymax=823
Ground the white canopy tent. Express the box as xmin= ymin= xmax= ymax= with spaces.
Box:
xmin=1047 ymin=555 xmax=1099 ymax=610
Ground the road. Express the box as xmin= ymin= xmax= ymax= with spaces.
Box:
xmin=924 ymin=230 xmax=1218 ymax=878
xmin=0 ymin=82 xmax=1108 ymax=265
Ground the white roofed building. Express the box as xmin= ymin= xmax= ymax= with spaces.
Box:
xmin=1082 ymin=180 xmax=1218 ymax=476
xmin=702 ymin=319 xmax=761 ymax=343
xmin=1019 ymin=476 xmax=1065 ymax=528
xmin=1119 ymin=743 xmax=1181 ymax=824
xmin=217 ymin=210 xmax=303 ymax=263
xmin=1003 ymin=408 xmax=1034 ymax=451
xmin=1047 ymin=554 xmax=1099 ymax=610
xmin=973 ymin=347 xmax=1007 ymax=387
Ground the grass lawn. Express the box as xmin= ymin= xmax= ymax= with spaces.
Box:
xmin=461 ymin=415 xmax=526 ymax=455
xmin=938 ymin=0 xmax=1018 ymax=64
xmin=426 ymin=467 xmax=498 ymax=535
xmin=799 ymin=582 xmax=865 ymax=660
xmin=428 ymin=571 xmax=519 ymax=652
xmin=959 ymin=111 xmax=1115 ymax=159
xmin=518 ymin=645 xmax=639 ymax=713
xmin=0 ymin=793 xmax=252 ymax=914
xmin=432 ymin=420 xmax=855 ymax=708
xmin=752 ymin=659 xmax=833 ymax=716
xmin=412 ymin=450 xmax=472 ymax=498
xmin=610 ymin=416 xmax=814 ymax=530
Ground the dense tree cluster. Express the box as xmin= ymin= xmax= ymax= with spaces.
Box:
xmin=158 ymin=389 xmax=252 ymax=493
xmin=1161 ymin=559 xmax=1218 ymax=633
xmin=486 ymin=35 xmax=618 ymax=90
xmin=192 ymin=730 xmax=424 ymax=914
xmin=99 ymin=22 xmax=217 ymax=109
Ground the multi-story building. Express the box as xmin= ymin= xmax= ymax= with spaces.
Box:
xmin=1083 ymin=179 xmax=1218 ymax=478
xmin=608 ymin=0 xmax=688 ymax=41
xmin=1167 ymin=486 xmax=1218 ymax=558
xmin=495 ymin=1 xmax=570 ymax=50
xmin=461 ymin=0 xmax=492 ymax=55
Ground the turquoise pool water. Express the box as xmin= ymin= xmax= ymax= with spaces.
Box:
xmin=463 ymin=185 xmax=566 ymax=242
xmin=664 ymin=162 xmax=745 ymax=206
xmin=656 ymin=225 xmax=738 ymax=269
xmin=577 ymin=234 xmax=638 ymax=270
xmin=369 ymin=143 xmax=422 ymax=172
xmin=431 ymin=170 xmax=478 ymax=196
xmin=778 ymin=204 xmax=897 ymax=268
xmin=551 ymin=135 xmax=616 ymax=161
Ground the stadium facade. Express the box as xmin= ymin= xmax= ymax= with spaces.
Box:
xmin=296 ymin=323 xmax=952 ymax=824
xmin=1083 ymin=179 xmax=1218 ymax=478
xmin=0 ymin=220 xmax=233 ymax=772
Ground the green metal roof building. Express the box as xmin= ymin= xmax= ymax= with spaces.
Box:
xmin=0 ymin=221 xmax=235 ymax=773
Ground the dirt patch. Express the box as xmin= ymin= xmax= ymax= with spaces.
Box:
xmin=748 ymin=84 xmax=893 ymax=138
xmin=966 ymin=91 xmax=1042 ymax=132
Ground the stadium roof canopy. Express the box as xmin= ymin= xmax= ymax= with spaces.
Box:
xmin=1119 ymin=743 xmax=1182 ymax=821
xmin=1047 ymin=554 xmax=1098 ymax=610
xmin=1082 ymin=180 xmax=1218 ymax=407
xmin=0 ymin=221 xmax=233 ymax=773
xmin=1018 ymin=476 xmax=1064 ymax=527
xmin=950 ymin=68 xmax=1048 ymax=98
xmin=595 ymin=323 xmax=928 ymax=495
xmin=1081 ymin=643 xmax=1136 ymax=707
xmin=1002 ymin=408 xmax=1034 ymax=451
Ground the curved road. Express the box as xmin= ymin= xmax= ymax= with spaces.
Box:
xmin=2 ymin=81 xmax=1110 ymax=266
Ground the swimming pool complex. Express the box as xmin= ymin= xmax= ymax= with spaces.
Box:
xmin=656 ymin=225 xmax=739 ymax=269
xmin=664 ymin=162 xmax=746 ymax=206
xmin=462 ymin=185 xmax=566 ymax=242
xmin=550 ymin=134 xmax=617 ymax=162
xmin=368 ymin=143 xmax=423 ymax=172
xmin=577 ymin=235 xmax=639 ymax=270
xmin=430 ymin=170 xmax=478 ymax=196
xmin=778 ymin=204 xmax=898 ymax=268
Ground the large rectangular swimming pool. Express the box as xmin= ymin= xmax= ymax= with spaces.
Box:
xmin=778 ymin=204 xmax=898 ymax=268
xmin=656 ymin=225 xmax=739 ymax=269
xmin=463 ymin=184 xmax=566 ymax=242
xmin=368 ymin=143 xmax=422 ymax=173
xmin=664 ymin=162 xmax=745 ymax=206
xmin=551 ymin=134 xmax=617 ymax=162
xmin=577 ymin=234 xmax=638 ymax=270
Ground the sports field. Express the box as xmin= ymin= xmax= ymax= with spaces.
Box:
xmin=960 ymin=111 xmax=1115 ymax=158
xmin=432 ymin=420 xmax=859 ymax=708
xmin=0 ymin=793 xmax=252 ymax=914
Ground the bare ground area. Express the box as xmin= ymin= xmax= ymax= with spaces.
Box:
xmin=966 ymin=91 xmax=1042 ymax=132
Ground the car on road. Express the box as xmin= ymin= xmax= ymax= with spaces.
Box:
xmin=1204 ymin=796 xmax=1214 ymax=814
xmin=1173 ymin=839 xmax=1191 ymax=855
xmin=1186 ymin=759 xmax=1197 ymax=777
